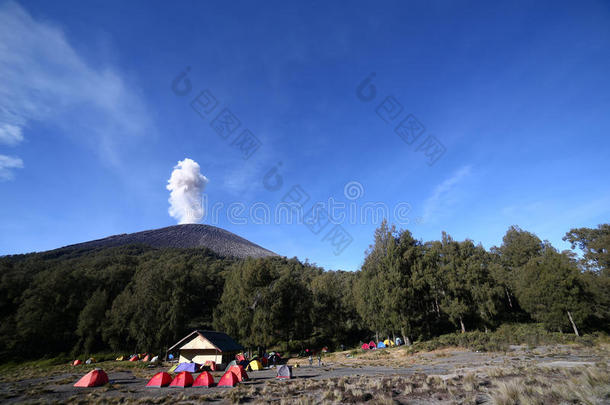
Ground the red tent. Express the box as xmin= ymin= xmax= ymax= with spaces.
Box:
xmin=203 ymin=360 xmax=217 ymax=371
xmin=72 ymin=359 xmax=82 ymax=366
xmin=129 ymin=355 xmax=138 ymax=362
xmin=146 ymin=372 xmax=172 ymax=387
xmin=193 ymin=371 xmax=214 ymax=387
xmin=361 ymin=343 xmax=369 ymax=350
xmin=170 ymin=371 xmax=194 ymax=388
xmin=217 ymin=371 xmax=239 ymax=387
xmin=229 ymin=365 xmax=249 ymax=382
xmin=261 ymin=357 xmax=268 ymax=367
xmin=235 ymin=353 xmax=246 ymax=362
xmin=142 ymin=354 xmax=150 ymax=362
xmin=74 ymin=369 xmax=109 ymax=387
xmin=368 ymin=340 xmax=376 ymax=349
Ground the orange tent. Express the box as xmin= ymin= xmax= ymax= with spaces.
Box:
xmin=193 ymin=371 xmax=214 ymax=387
xmin=74 ymin=369 xmax=109 ymax=387
xmin=217 ymin=370 xmax=239 ymax=387
xmin=235 ymin=353 xmax=246 ymax=362
xmin=129 ymin=355 xmax=138 ymax=362
xmin=169 ymin=371 xmax=193 ymax=388
xmin=72 ymin=359 xmax=82 ymax=366
xmin=229 ymin=365 xmax=249 ymax=382
xmin=146 ymin=372 xmax=172 ymax=387
xmin=142 ymin=354 xmax=150 ymax=362
xmin=204 ymin=360 xmax=217 ymax=371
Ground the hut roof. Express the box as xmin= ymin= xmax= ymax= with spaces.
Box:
xmin=168 ymin=330 xmax=243 ymax=352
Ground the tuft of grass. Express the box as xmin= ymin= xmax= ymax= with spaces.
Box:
xmin=491 ymin=379 xmax=522 ymax=405
xmin=462 ymin=372 xmax=478 ymax=391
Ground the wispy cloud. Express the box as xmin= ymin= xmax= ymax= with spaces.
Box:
xmin=0 ymin=123 xmax=23 ymax=146
xmin=0 ymin=155 xmax=24 ymax=181
xmin=0 ymin=1 xmax=151 ymax=174
xmin=422 ymin=165 xmax=472 ymax=222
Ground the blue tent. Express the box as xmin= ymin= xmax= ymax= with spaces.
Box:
xmin=377 ymin=341 xmax=386 ymax=348
xmin=175 ymin=362 xmax=199 ymax=373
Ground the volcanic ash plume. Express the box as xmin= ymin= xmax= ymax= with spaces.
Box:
xmin=166 ymin=158 xmax=208 ymax=224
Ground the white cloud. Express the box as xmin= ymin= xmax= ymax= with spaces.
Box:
xmin=0 ymin=123 xmax=23 ymax=146
xmin=0 ymin=155 xmax=24 ymax=181
xmin=0 ymin=1 xmax=151 ymax=169
xmin=422 ymin=165 xmax=472 ymax=222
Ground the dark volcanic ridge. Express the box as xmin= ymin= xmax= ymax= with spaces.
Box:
xmin=62 ymin=224 xmax=278 ymax=259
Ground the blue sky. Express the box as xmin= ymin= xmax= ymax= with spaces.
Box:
xmin=1 ymin=0 xmax=609 ymax=270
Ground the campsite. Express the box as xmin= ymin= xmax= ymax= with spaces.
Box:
xmin=0 ymin=339 xmax=608 ymax=404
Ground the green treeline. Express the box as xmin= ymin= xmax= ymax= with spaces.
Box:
xmin=0 ymin=223 xmax=608 ymax=360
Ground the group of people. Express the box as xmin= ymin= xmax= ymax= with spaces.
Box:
xmin=307 ymin=352 xmax=322 ymax=366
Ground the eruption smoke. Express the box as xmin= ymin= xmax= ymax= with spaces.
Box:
xmin=166 ymin=158 xmax=208 ymax=224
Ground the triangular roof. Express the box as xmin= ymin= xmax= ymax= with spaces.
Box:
xmin=168 ymin=330 xmax=244 ymax=352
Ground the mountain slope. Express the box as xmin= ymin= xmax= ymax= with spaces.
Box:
xmin=62 ymin=224 xmax=277 ymax=259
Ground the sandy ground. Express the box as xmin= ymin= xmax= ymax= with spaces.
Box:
xmin=0 ymin=344 xmax=607 ymax=404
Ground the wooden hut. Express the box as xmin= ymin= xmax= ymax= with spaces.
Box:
xmin=167 ymin=330 xmax=243 ymax=367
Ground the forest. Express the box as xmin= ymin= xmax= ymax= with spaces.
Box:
xmin=0 ymin=223 xmax=608 ymax=361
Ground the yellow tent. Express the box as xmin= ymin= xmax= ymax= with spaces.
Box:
xmin=116 ymin=355 xmax=125 ymax=361
xmin=247 ymin=359 xmax=263 ymax=371
xmin=384 ymin=339 xmax=396 ymax=347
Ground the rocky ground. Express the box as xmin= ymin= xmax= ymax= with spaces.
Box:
xmin=0 ymin=344 xmax=608 ymax=404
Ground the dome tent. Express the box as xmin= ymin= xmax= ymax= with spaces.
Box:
xmin=229 ymin=365 xmax=249 ymax=382
xmin=170 ymin=371 xmax=194 ymax=388
xmin=247 ymin=359 xmax=263 ymax=371
xmin=276 ymin=365 xmax=292 ymax=379
xmin=217 ymin=370 xmax=239 ymax=387
xmin=146 ymin=372 xmax=172 ymax=387
xmin=74 ymin=369 xmax=109 ymax=387
xmin=193 ymin=371 xmax=215 ymax=387
xmin=175 ymin=362 xmax=200 ymax=373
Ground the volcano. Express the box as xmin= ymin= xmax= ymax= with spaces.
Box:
xmin=61 ymin=224 xmax=277 ymax=259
